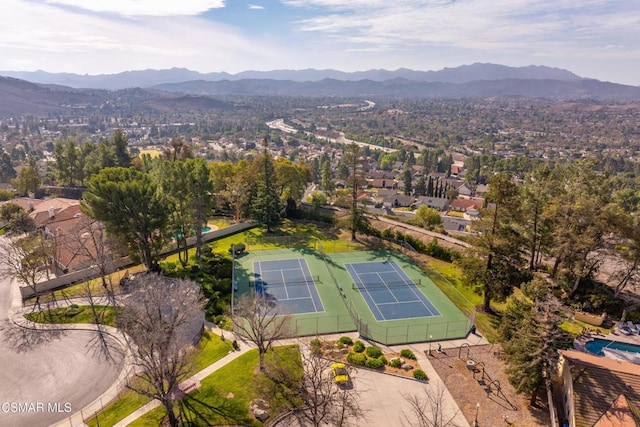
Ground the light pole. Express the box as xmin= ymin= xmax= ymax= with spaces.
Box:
xmin=428 ymin=335 xmax=433 ymax=356
xmin=473 ymin=402 xmax=480 ymax=426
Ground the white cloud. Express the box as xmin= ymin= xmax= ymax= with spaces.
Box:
xmin=248 ymin=4 xmax=265 ymax=10
xmin=44 ymin=0 xmax=225 ymax=17
xmin=284 ymin=0 xmax=639 ymax=54
xmin=0 ymin=0 xmax=284 ymax=74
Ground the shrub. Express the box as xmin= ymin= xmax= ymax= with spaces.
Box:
xmin=365 ymin=358 xmax=385 ymax=369
xmin=365 ymin=345 xmax=382 ymax=358
xmin=310 ymin=338 xmax=322 ymax=356
xmin=336 ymin=341 xmax=345 ymax=350
xmin=339 ymin=336 xmax=353 ymax=346
xmin=353 ymin=340 xmax=365 ymax=353
xmin=389 ymin=358 xmax=403 ymax=368
xmin=347 ymin=352 xmax=367 ymax=366
xmin=400 ymin=349 xmax=416 ymax=360
xmin=378 ymin=355 xmax=388 ymax=365
xmin=413 ymin=370 xmax=428 ymax=381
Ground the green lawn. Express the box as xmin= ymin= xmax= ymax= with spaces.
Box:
xmin=86 ymin=331 xmax=233 ymax=427
xmin=25 ymin=305 xmax=118 ymax=327
xmin=130 ymin=346 xmax=300 ymax=427
xmin=422 ymin=257 xmax=505 ymax=342
xmin=559 ymin=319 xmax=611 ymax=338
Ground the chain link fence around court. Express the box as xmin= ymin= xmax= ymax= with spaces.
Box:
xmin=242 ymin=236 xmax=476 ymax=345
xmin=347 ymin=300 xmax=473 ymax=345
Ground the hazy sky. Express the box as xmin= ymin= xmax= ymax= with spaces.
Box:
xmin=1 ymin=0 xmax=638 ymax=85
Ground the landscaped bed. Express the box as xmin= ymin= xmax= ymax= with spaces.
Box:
xmin=316 ymin=337 xmax=427 ymax=381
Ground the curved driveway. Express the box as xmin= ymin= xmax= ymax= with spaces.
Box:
xmin=0 ymin=240 xmax=124 ymax=427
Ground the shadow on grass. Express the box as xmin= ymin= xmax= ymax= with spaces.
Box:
xmin=178 ymin=390 xmax=258 ymax=427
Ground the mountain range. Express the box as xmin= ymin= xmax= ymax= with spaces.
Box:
xmin=1 ymin=63 xmax=639 ymax=116
xmin=1 ymin=63 xmax=584 ymax=90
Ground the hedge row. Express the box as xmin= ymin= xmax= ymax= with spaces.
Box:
xmin=377 ymin=229 xmax=461 ymax=262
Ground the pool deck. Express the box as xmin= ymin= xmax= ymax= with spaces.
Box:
xmin=575 ymin=328 xmax=640 ymax=361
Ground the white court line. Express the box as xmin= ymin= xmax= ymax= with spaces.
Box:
xmin=388 ymin=261 xmax=440 ymax=317
xmin=346 ymin=263 xmax=387 ymax=321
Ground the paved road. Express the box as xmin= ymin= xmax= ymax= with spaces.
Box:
xmin=0 ymin=239 xmax=123 ymax=427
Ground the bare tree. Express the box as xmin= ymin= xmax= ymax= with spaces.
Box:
xmin=118 ymin=273 xmax=205 ymax=427
xmin=231 ymin=292 xmax=293 ymax=370
xmin=401 ymin=382 xmax=462 ymax=427
xmin=0 ymin=234 xmax=53 ymax=311
xmin=258 ymin=343 xmax=363 ymax=427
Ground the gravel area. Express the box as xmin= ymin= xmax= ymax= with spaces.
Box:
xmin=429 ymin=344 xmax=551 ymax=427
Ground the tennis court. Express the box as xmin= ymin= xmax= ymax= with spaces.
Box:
xmin=253 ymin=258 xmax=325 ymax=315
xmin=346 ymin=260 xmax=441 ymax=321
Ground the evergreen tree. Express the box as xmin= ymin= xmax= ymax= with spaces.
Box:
xmin=251 ymin=145 xmax=280 ymax=232
xmin=0 ymin=152 xmax=16 ymax=182
xmin=427 ymin=176 xmax=434 ymax=197
xmin=414 ymin=176 xmax=427 ymax=197
xmin=500 ymin=295 xmax=572 ymax=406
xmin=112 ymin=129 xmax=131 ymax=167
xmin=320 ymin=160 xmax=334 ymax=196
xmin=82 ymin=167 xmax=169 ymax=271
xmin=342 ymin=144 xmax=368 ymax=241
xmin=312 ymin=157 xmax=321 ymax=184
xmin=462 ymin=173 xmax=529 ymax=312
xmin=402 ymin=168 xmax=413 ymax=196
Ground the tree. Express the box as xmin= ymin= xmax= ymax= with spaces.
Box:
xmin=251 ymin=145 xmax=280 ymax=232
xmin=156 ymin=158 xmax=213 ymax=268
xmin=519 ymin=165 xmax=556 ymax=271
xmin=468 ymin=173 xmax=528 ymax=312
xmin=112 ymin=129 xmax=131 ymax=167
xmin=414 ymin=205 xmax=442 ymax=228
xmin=0 ymin=203 xmax=35 ymax=235
xmin=545 ymin=160 xmax=620 ymax=297
xmin=0 ymin=234 xmax=53 ymax=310
xmin=612 ymin=214 xmax=640 ymax=298
xmin=118 ymin=274 xmax=204 ymax=427
xmin=342 ymin=144 xmax=368 ymax=241
xmin=11 ymin=159 xmax=40 ymax=196
xmin=320 ymin=160 xmax=334 ymax=197
xmin=82 ymin=167 xmax=169 ymax=271
xmin=414 ymin=176 xmax=427 ymax=197
xmin=402 ymin=168 xmax=413 ymax=195
xmin=231 ymin=293 xmax=293 ymax=370
xmin=401 ymin=382 xmax=462 ymax=427
xmin=258 ymin=343 xmax=363 ymax=427
xmin=0 ymin=151 xmax=16 ymax=182
xmin=499 ymin=295 xmax=572 ymax=406
xmin=274 ymin=157 xmax=310 ymax=209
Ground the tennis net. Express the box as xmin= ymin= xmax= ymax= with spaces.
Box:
xmin=254 ymin=275 xmax=320 ymax=288
xmin=352 ymin=278 xmax=422 ymax=291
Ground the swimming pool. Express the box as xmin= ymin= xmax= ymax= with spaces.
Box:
xmin=585 ymin=338 xmax=640 ymax=356
xmin=202 ymin=226 xmax=212 ymax=233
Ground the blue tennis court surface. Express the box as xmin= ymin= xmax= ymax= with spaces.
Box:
xmin=253 ymin=258 xmax=325 ymax=315
xmin=345 ymin=261 xmax=440 ymax=321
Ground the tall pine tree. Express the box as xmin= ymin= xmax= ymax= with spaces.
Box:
xmin=251 ymin=143 xmax=280 ymax=232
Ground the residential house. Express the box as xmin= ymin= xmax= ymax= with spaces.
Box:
xmin=558 ymin=349 xmax=640 ymax=427
xmin=4 ymin=197 xmax=112 ymax=274
xmin=456 ymin=182 xmax=476 ymax=197
xmin=415 ymin=196 xmax=450 ymax=211
xmin=449 ymin=198 xmax=484 ymax=213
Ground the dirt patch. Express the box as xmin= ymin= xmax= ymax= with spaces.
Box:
xmin=430 ymin=344 xmax=551 ymax=427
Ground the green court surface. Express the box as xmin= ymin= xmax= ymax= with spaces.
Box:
xmin=233 ymin=247 xmax=471 ymax=345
